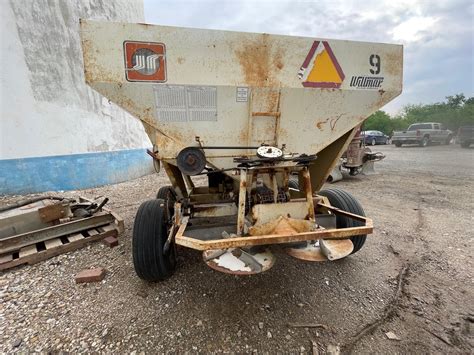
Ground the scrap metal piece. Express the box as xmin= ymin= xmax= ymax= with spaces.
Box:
xmin=327 ymin=161 xmax=343 ymax=183
xmin=361 ymin=161 xmax=376 ymax=175
xmin=203 ymin=247 xmax=275 ymax=275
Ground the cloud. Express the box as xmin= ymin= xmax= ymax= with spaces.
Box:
xmin=144 ymin=0 xmax=473 ymax=114
xmin=390 ymin=16 xmax=438 ymax=42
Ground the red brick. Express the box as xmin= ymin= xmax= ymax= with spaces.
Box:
xmin=75 ymin=267 xmax=106 ymax=284
xmin=103 ymin=236 xmax=119 ymax=248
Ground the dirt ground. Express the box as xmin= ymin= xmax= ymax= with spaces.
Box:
xmin=1 ymin=144 xmax=473 ymax=354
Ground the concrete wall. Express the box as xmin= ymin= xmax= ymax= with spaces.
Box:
xmin=0 ymin=0 xmax=153 ymax=195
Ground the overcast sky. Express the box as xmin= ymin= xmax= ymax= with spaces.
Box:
xmin=144 ymin=0 xmax=473 ymax=114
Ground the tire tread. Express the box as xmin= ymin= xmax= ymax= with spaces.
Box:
xmin=132 ymin=199 xmax=176 ymax=281
xmin=318 ymin=188 xmax=367 ymax=254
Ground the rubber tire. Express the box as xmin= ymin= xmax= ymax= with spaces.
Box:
xmin=156 ymin=186 xmax=176 ymax=223
xmin=371 ymin=138 xmax=376 ymax=146
xmin=461 ymin=141 xmax=470 ymax=148
xmin=318 ymin=188 xmax=367 ymax=254
xmin=445 ymin=135 xmax=452 ymax=145
xmin=132 ymin=199 xmax=177 ymax=281
xmin=394 ymin=142 xmax=402 ymax=147
xmin=419 ymin=136 xmax=429 ymax=147
xmin=288 ymin=178 xmax=300 ymax=190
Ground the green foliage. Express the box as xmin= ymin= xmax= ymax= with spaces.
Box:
xmin=364 ymin=94 xmax=474 ymax=135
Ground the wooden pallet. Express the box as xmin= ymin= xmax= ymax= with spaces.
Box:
xmin=0 ymin=223 xmax=118 ymax=271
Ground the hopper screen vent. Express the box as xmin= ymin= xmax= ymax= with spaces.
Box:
xmin=154 ymin=85 xmax=217 ymax=122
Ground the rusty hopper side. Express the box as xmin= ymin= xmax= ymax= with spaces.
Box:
xmin=80 ymin=20 xmax=402 ymax=278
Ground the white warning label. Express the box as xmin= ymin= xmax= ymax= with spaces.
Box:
xmin=236 ymin=87 xmax=249 ymax=102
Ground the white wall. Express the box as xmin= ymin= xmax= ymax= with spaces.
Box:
xmin=0 ymin=0 xmax=150 ymax=160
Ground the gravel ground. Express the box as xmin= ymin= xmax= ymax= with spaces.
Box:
xmin=1 ymin=144 xmax=473 ymax=353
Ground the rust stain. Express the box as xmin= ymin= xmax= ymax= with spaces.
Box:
xmin=81 ymin=39 xmax=95 ymax=84
xmin=251 ymin=111 xmax=281 ymax=117
xmin=384 ymin=50 xmax=402 ymax=76
xmin=234 ymin=34 xmax=285 ymax=88
xmin=238 ymin=129 xmax=248 ymax=144
xmin=249 ymin=216 xmax=314 ymax=236
xmin=177 ymin=57 xmax=185 ymax=64
xmin=316 ymin=112 xmax=347 ymax=131
xmin=235 ymin=34 xmax=271 ymax=87
xmin=316 ymin=121 xmax=325 ymax=130
xmin=273 ymin=50 xmax=284 ymax=70
xmin=82 ymin=38 xmax=119 ymax=85
xmin=177 ymin=220 xmax=373 ymax=250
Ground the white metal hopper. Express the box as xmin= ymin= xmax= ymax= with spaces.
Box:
xmin=80 ymin=20 xmax=402 ymax=190
xmin=80 ymin=20 xmax=403 ymax=279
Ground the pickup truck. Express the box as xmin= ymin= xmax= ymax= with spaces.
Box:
xmin=458 ymin=126 xmax=474 ymax=148
xmin=392 ymin=122 xmax=453 ymax=147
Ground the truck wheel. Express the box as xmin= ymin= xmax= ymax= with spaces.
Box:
xmin=461 ymin=141 xmax=470 ymax=148
xmin=371 ymin=138 xmax=376 ymax=146
xmin=420 ymin=136 xmax=429 ymax=147
xmin=394 ymin=142 xmax=402 ymax=147
xmin=132 ymin=199 xmax=177 ymax=281
xmin=445 ymin=135 xmax=452 ymax=145
xmin=318 ymin=189 xmax=367 ymax=254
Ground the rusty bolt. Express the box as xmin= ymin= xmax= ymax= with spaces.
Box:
xmin=186 ymin=155 xmax=196 ymax=165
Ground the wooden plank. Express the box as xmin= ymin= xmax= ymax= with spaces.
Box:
xmin=112 ymin=212 xmax=125 ymax=233
xmin=0 ymin=229 xmax=118 ymax=271
xmin=98 ymin=224 xmax=115 ymax=233
xmin=19 ymin=244 xmax=37 ymax=258
xmin=0 ymin=212 xmax=114 ymax=254
xmin=68 ymin=233 xmax=85 ymax=242
xmin=38 ymin=203 xmax=69 ymax=223
xmin=0 ymin=253 xmax=13 ymax=264
xmin=45 ymin=238 xmax=63 ymax=249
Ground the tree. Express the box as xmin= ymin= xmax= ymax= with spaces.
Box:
xmin=446 ymin=94 xmax=466 ymax=108
xmin=363 ymin=110 xmax=390 ymax=134
xmin=364 ymin=94 xmax=474 ymax=134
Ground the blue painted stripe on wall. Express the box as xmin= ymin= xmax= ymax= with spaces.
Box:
xmin=0 ymin=149 xmax=154 ymax=195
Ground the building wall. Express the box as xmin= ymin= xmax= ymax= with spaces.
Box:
xmin=0 ymin=0 xmax=153 ymax=195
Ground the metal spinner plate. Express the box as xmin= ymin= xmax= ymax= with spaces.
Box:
xmin=203 ymin=247 xmax=275 ymax=275
xmin=256 ymin=146 xmax=283 ymax=159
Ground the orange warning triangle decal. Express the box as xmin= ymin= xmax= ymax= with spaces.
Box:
xmin=298 ymin=41 xmax=345 ymax=88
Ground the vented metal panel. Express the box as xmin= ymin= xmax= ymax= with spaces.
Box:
xmin=154 ymin=85 xmax=217 ymax=122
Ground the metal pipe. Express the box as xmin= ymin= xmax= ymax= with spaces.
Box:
xmin=201 ymin=146 xmax=260 ymax=150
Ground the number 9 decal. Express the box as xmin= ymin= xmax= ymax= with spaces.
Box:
xmin=369 ymin=54 xmax=381 ymax=74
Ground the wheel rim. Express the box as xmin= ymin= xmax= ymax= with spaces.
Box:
xmin=371 ymin=139 xmax=376 ymax=146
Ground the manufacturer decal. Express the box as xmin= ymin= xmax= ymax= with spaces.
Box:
xmin=298 ymin=41 xmax=345 ymax=88
xmin=123 ymin=41 xmax=166 ymax=82
xmin=349 ymin=54 xmax=384 ymax=89
xmin=349 ymin=76 xmax=384 ymax=89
